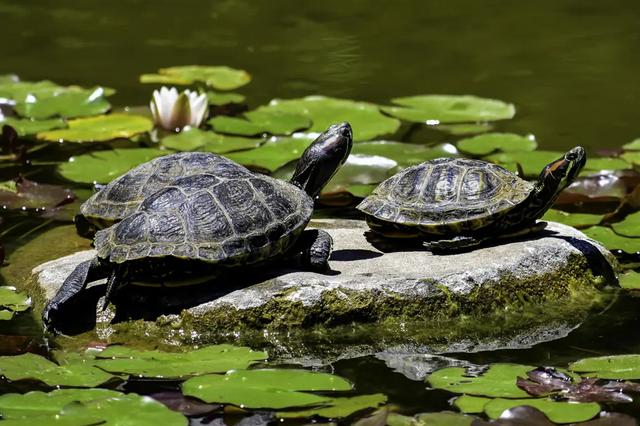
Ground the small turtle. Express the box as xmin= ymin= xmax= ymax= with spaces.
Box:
xmin=357 ymin=147 xmax=586 ymax=251
xmin=75 ymin=152 xmax=240 ymax=237
xmin=43 ymin=122 xmax=353 ymax=331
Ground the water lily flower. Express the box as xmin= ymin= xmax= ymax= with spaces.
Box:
xmin=150 ymin=86 xmax=208 ymax=131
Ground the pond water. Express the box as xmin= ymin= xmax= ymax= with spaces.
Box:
xmin=2 ymin=0 xmax=640 ymax=424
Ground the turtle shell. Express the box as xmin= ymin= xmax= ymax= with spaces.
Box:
xmin=94 ymin=165 xmax=313 ymax=267
xmin=80 ymin=152 xmax=238 ymax=225
xmin=357 ymin=158 xmax=534 ymax=234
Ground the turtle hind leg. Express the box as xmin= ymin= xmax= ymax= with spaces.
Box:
xmin=42 ymin=256 xmax=107 ymax=332
xmin=423 ymin=235 xmax=483 ymax=253
xmin=295 ymin=229 xmax=333 ymax=272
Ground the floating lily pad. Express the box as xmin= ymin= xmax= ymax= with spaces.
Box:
xmin=569 ymin=355 xmax=640 ymax=379
xmin=382 ymin=95 xmax=515 ymax=124
xmin=0 ymin=391 xmax=187 ymax=426
xmin=541 ymin=210 xmax=602 ymax=229
xmin=610 ymin=211 xmax=640 ymax=237
xmin=206 ymin=91 xmax=245 ymax=105
xmin=0 ymin=80 xmax=63 ymax=102
xmin=57 ymin=148 xmax=166 ymax=184
xmin=0 ymin=286 xmax=31 ymax=321
xmin=183 ymin=369 xmax=352 ymax=410
xmin=585 ymin=157 xmax=630 ymax=172
xmin=15 ymin=88 xmax=111 ymax=119
xmin=94 ymin=344 xmax=267 ymax=379
xmin=482 ymin=398 xmax=600 ymax=423
xmin=427 ymin=364 xmax=533 ymax=398
xmin=457 ymin=133 xmax=537 ymax=156
xmin=277 ymin=394 xmax=387 ymax=419
xmin=209 ymin=110 xmax=311 ymax=136
xmin=38 ymin=114 xmax=152 ymax=143
xmin=0 ymin=389 xmax=121 ymax=419
xmin=141 ymin=65 xmax=251 ymax=90
xmin=322 ymin=154 xmax=398 ymax=195
xmin=622 ymin=138 xmax=640 ymax=150
xmin=620 ymin=151 xmax=640 ymax=166
xmin=0 ymin=117 xmax=66 ymax=136
xmin=485 ymin=150 xmax=562 ymax=177
xmin=345 ymin=183 xmax=378 ymax=198
xmin=582 ymin=226 xmax=640 ymax=253
xmin=454 ymin=395 xmax=492 ymax=414
xmin=262 ymin=96 xmax=401 ymax=141
xmin=226 ymin=136 xmax=312 ymax=172
xmin=388 ymin=412 xmax=475 ymax=426
xmin=436 ymin=123 xmax=493 ymax=136
xmin=619 ymin=271 xmax=640 ymax=290
xmin=352 ymin=141 xmax=457 ymax=167
xmin=161 ymin=128 xmax=263 ymax=153
xmin=0 ymin=352 xmax=115 ymax=387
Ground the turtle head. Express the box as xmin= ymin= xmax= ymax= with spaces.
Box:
xmin=539 ymin=146 xmax=586 ymax=192
xmin=290 ymin=122 xmax=353 ymax=198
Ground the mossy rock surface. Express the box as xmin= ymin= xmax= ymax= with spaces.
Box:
xmin=28 ymin=220 xmax=615 ymax=360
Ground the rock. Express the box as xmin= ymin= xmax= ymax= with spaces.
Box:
xmin=30 ymin=219 xmax=616 ymax=359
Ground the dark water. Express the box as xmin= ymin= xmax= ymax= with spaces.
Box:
xmin=2 ymin=0 xmax=640 ymax=422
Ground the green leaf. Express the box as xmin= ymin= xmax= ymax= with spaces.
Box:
xmin=183 ymin=369 xmax=352 ymax=409
xmin=485 ymin=150 xmax=562 ymax=177
xmin=619 ymin=271 xmax=640 ymax=290
xmin=38 ymin=114 xmax=152 ymax=143
xmin=0 ymin=80 xmax=63 ymax=101
xmin=0 ymin=389 xmax=121 ymax=419
xmin=0 ymin=286 xmax=31 ymax=313
xmin=585 ymin=157 xmax=630 ymax=172
xmin=0 ymin=353 xmax=115 ymax=387
xmin=209 ymin=110 xmax=311 ymax=136
xmin=483 ymin=398 xmax=599 ymax=423
xmin=453 ymin=395 xmax=491 ymax=414
xmin=457 ymin=133 xmax=537 ymax=156
xmin=610 ymin=211 xmax=640 ymax=237
xmin=622 ymin=138 xmax=640 ymax=150
xmin=206 ymin=91 xmax=245 ymax=105
xmin=262 ymin=96 xmax=401 ymax=141
xmin=0 ymin=117 xmax=66 ymax=136
xmin=620 ymin=151 xmax=640 ymax=166
xmin=541 ymin=210 xmax=602 ymax=229
xmin=382 ymin=95 xmax=515 ymax=124
xmin=436 ymin=123 xmax=493 ymax=136
xmin=226 ymin=136 xmax=312 ymax=172
xmin=94 ymin=344 xmax=267 ymax=379
xmin=278 ymin=394 xmax=387 ymax=419
xmin=582 ymin=226 xmax=640 ymax=253
xmin=161 ymin=128 xmax=263 ymax=153
xmin=15 ymin=88 xmax=111 ymax=119
xmin=427 ymin=364 xmax=533 ymax=398
xmin=0 ymin=310 xmax=14 ymax=320
xmin=569 ymin=354 xmax=640 ymax=379
xmin=57 ymin=148 xmax=166 ymax=184
xmin=352 ymin=141 xmax=457 ymax=167
xmin=140 ymin=65 xmax=251 ymax=90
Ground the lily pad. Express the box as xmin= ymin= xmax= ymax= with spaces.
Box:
xmin=209 ymin=110 xmax=311 ymax=136
xmin=382 ymin=95 xmax=515 ymax=124
xmin=0 ymin=177 xmax=75 ymax=211
xmin=0 ymin=286 xmax=31 ymax=321
xmin=0 ymin=80 xmax=63 ymax=102
xmin=352 ymin=141 xmax=457 ymax=167
xmin=436 ymin=123 xmax=493 ymax=136
xmin=427 ymin=364 xmax=533 ymax=398
xmin=582 ymin=226 xmax=640 ymax=253
xmin=621 ymin=151 xmax=640 ymax=166
xmin=161 ymin=128 xmax=263 ymax=153
xmin=482 ymin=398 xmax=600 ymax=423
xmin=388 ymin=412 xmax=475 ymax=426
xmin=322 ymin=154 xmax=398 ymax=195
xmin=610 ymin=211 xmax=640 ymax=237
xmin=226 ymin=136 xmax=312 ymax=172
xmin=262 ymin=96 xmax=401 ymax=141
xmin=15 ymin=88 xmax=111 ymax=119
xmin=206 ymin=91 xmax=245 ymax=105
xmin=57 ymin=148 xmax=166 ymax=184
xmin=0 ymin=352 xmax=115 ymax=387
xmin=541 ymin=210 xmax=602 ymax=229
xmin=94 ymin=344 xmax=267 ymax=379
xmin=0 ymin=117 xmax=66 ymax=136
xmin=140 ymin=65 xmax=251 ymax=90
xmin=622 ymin=138 xmax=640 ymax=151
xmin=619 ymin=271 xmax=640 ymax=290
xmin=454 ymin=395 xmax=491 ymax=414
xmin=0 ymin=389 xmax=121 ymax=419
xmin=457 ymin=133 xmax=537 ymax=156
xmin=183 ymin=369 xmax=352 ymax=410
xmin=569 ymin=355 xmax=640 ymax=379
xmin=585 ymin=157 xmax=631 ymax=172
xmin=277 ymin=394 xmax=387 ymax=419
xmin=38 ymin=114 xmax=152 ymax=143
xmin=485 ymin=150 xmax=562 ymax=177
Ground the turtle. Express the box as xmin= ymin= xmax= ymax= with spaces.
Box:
xmin=75 ymin=152 xmax=240 ymax=237
xmin=43 ymin=122 xmax=353 ymax=331
xmin=356 ymin=146 xmax=586 ymax=251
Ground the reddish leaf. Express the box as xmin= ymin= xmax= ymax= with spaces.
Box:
xmin=0 ymin=176 xmax=75 ymax=212
xmin=150 ymin=391 xmax=221 ymax=416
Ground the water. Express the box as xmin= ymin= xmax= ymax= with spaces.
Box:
xmin=2 ymin=0 xmax=640 ymax=422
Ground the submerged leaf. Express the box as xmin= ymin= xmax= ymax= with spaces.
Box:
xmin=206 ymin=91 xmax=245 ymax=105
xmin=277 ymin=394 xmax=387 ymax=419
xmin=457 ymin=133 xmax=536 ymax=156
xmin=140 ymin=65 xmax=251 ymax=90
xmin=38 ymin=114 xmax=152 ymax=143
xmin=150 ymin=391 xmax=221 ymax=416
xmin=0 ymin=177 xmax=75 ymax=211
xmin=161 ymin=128 xmax=263 ymax=153
xmin=382 ymin=95 xmax=515 ymax=124
xmin=427 ymin=364 xmax=533 ymax=398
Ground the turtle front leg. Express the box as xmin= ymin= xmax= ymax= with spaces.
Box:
xmin=42 ymin=256 xmax=107 ymax=332
xmin=296 ymin=229 xmax=333 ymax=272
xmin=423 ymin=235 xmax=483 ymax=253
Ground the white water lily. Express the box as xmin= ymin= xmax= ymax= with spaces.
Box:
xmin=150 ymin=86 xmax=208 ymax=131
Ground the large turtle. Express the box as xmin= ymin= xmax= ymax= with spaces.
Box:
xmin=75 ymin=152 xmax=240 ymax=237
xmin=357 ymin=147 xmax=586 ymax=251
xmin=43 ymin=122 xmax=353 ymax=331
